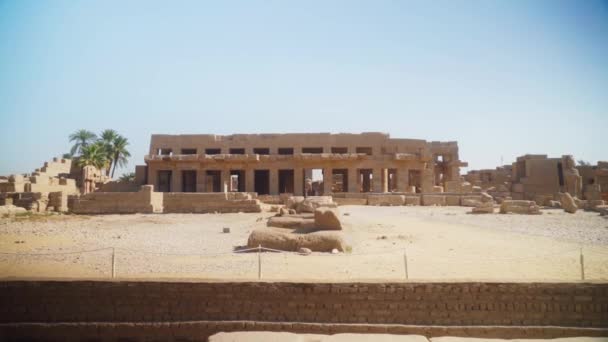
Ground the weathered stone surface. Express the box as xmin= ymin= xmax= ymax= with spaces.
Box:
xmin=2 ymin=281 xmax=608 ymax=339
xmin=296 ymin=196 xmax=337 ymax=213
xmin=247 ymin=227 xmax=347 ymax=252
xmin=461 ymin=195 xmax=483 ymax=207
xmin=421 ymin=195 xmax=446 ymax=206
xmin=404 ymin=196 xmax=420 ymax=206
xmin=314 ymin=208 xmax=342 ymax=230
xmin=560 ymin=192 xmax=577 ymax=214
xmin=445 ymin=195 xmax=461 ymax=206
xmin=367 ymin=195 xmax=405 ymax=206
xmin=471 ymin=202 xmax=494 ymax=214
xmin=462 ymin=199 xmax=481 ymax=207
xmin=480 ymin=192 xmax=493 ymax=203
xmin=586 ymin=200 xmax=605 ymax=210
xmin=0 ymin=204 xmax=27 ymax=216
xmin=548 ymin=200 xmax=562 ymax=208
xmin=286 ymin=196 xmax=305 ymax=209
xmin=267 ymin=216 xmax=315 ymax=229
xmin=499 ymin=200 xmax=541 ymax=215
xmin=297 ymin=247 xmax=312 ymax=255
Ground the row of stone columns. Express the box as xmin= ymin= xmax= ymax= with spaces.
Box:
xmin=163 ymin=166 xmax=419 ymax=194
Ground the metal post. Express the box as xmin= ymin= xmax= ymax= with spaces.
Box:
xmin=404 ymin=248 xmax=409 ymax=280
xmin=111 ymin=247 xmax=116 ymax=279
xmin=258 ymin=245 xmax=262 ymax=279
xmin=580 ymin=247 xmax=585 ymax=281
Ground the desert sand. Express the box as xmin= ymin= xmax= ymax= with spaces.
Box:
xmin=1 ymin=205 xmax=607 ymax=281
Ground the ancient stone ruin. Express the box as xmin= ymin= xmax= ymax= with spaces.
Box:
xmin=0 ymin=158 xmax=80 ymax=213
xmin=1 ymin=133 xmax=606 ymax=216
xmin=248 ymin=196 xmax=346 ymax=253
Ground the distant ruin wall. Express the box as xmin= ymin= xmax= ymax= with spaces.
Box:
xmin=70 ymin=185 xmax=162 ymax=214
xmin=97 ymin=180 xmax=140 ymax=192
xmin=332 ymin=193 xmax=483 ymax=206
xmin=162 ymin=192 xmax=262 ymax=213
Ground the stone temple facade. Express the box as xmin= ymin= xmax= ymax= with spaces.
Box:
xmin=143 ymin=133 xmax=467 ymax=196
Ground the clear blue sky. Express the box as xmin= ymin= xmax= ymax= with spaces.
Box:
xmin=1 ymin=0 xmax=606 ymax=177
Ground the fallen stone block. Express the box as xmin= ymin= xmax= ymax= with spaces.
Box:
xmin=0 ymin=204 xmax=27 ymax=216
xmin=267 ymin=215 xmax=315 ymax=229
xmin=586 ymin=200 xmax=605 ymax=210
xmin=286 ymin=196 xmax=305 ymax=209
xmin=559 ymin=192 xmax=577 ymax=214
xmin=314 ymin=208 xmax=342 ymax=230
xmin=471 ymin=202 xmax=494 ymax=214
xmin=247 ymin=227 xmax=347 ymax=252
xmin=499 ymin=200 xmax=541 ymax=215
xmin=461 ymin=195 xmax=482 ymax=207
xmin=296 ymin=196 xmax=337 ymax=213
xmin=480 ymin=192 xmax=493 ymax=203
xmin=334 ymin=197 xmax=368 ymax=206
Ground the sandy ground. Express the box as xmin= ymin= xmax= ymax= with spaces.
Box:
xmin=1 ymin=206 xmax=607 ymax=281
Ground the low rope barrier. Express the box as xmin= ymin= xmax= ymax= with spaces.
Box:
xmin=0 ymin=244 xmax=605 ymax=281
xmin=0 ymin=247 xmax=113 ymax=256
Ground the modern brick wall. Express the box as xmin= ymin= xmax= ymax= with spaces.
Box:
xmin=1 ymin=280 xmax=607 ymax=327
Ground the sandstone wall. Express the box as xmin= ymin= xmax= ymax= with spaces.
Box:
xmin=0 ymin=280 xmax=606 ymax=341
xmin=163 ymin=192 xmax=262 ymax=213
xmin=70 ymin=185 xmax=162 ymax=214
xmin=1 ymin=280 xmax=605 ymax=326
xmin=97 ymin=180 xmax=140 ymax=192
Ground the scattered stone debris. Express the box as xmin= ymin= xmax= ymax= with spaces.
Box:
xmin=499 ymin=200 xmax=541 ymax=215
xmin=314 ymin=208 xmax=342 ymax=231
xmin=297 ymin=247 xmax=312 ymax=255
xmin=559 ymin=192 xmax=577 ymax=214
xmin=470 ymin=192 xmax=494 ymax=214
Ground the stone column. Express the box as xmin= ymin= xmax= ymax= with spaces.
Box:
xmin=269 ymin=168 xmax=279 ymax=195
xmin=347 ymin=167 xmax=359 ymax=193
xmin=421 ymin=167 xmax=434 ymax=193
xmin=397 ymin=167 xmax=410 ymax=193
xmin=323 ymin=168 xmax=333 ymax=195
xmin=372 ymin=168 xmax=383 ymax=193
xmin=382 ymin=168 xmax=389 ymax=193
xmin=172 ymin=168 xmax=181 ymax=192
xmin=293 ymin=167 xmax=303 ymax=196
xmin=196 ymin=169 xmax=207 ymax=192
xmin=221 ymin=169 xmax=230 ymax=193
xmin=245 ymin=168 xmax=255 ymax=193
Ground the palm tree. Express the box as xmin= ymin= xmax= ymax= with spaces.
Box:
xmin=109 ymin=136 xmax=131 ymax=178
xmin=69 ymin=129 xmax=97 ymax=156
xmin=99 ymin=129 xmax=119 ymax=175
xmin=76 ymin=142 xmax=108 ymax=170
xmin=119 ymin=172 xmax=136 ymax=182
